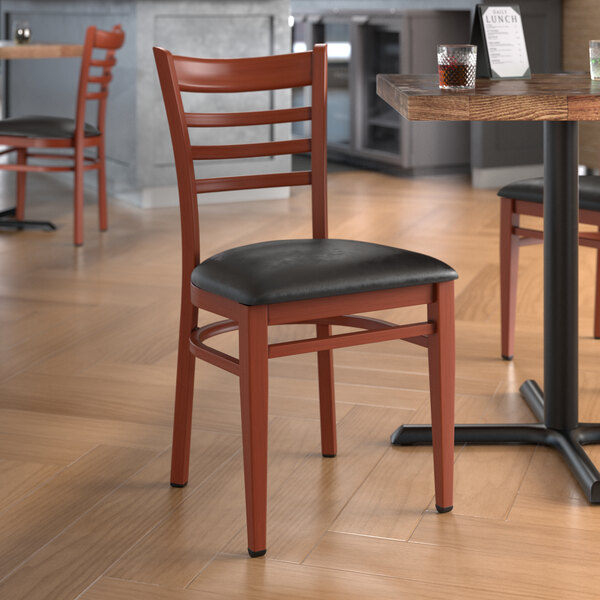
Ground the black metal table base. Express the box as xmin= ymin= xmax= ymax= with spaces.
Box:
xmin=390 ymin=121 xmax=600 ymax=503
xmin=391 ymin=378 xmax=600 ymax=503
xmin=0 ymin=207 xmax=55 ymax=231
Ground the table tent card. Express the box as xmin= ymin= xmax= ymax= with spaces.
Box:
xmin=471 ymin=4 xmax=531 ymax=79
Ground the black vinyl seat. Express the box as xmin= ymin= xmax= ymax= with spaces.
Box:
xmin=192 ymin=238 xmax=458 ymax=306
xmin=498 ymin=175 xmax=600 ymax=211
xmin=0 ymin=116 xmax=100 ymax=139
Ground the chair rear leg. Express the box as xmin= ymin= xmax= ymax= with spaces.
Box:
xmin=16 ymin=149 xmax=27 ymax=220
xmin=595 ymin=229 xmax=600 ymax=339
xmin=317 ymin=323 xmax=337 ymax=457
xmin=73 ymin=147 xmax=85 ymax=246
xmin=239 ymin=305 xmax=269 ymax=557
xmin=427 ymin=281 xmax=455 ymax=513
xmin=170 ymin=298 xmax=198 ymax=487
xmin=500 ymin=197 xmax=520 ymax=360
xmin=97 ymin=139 xmax=108 ymax=232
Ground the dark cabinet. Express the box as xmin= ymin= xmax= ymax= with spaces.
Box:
xmin=293 ymin=10 xmax=472 ymax=173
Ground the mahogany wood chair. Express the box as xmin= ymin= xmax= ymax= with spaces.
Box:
xmin=0 ymin=25 xmax=125 ymax=246
xmin=499 ymin=177 xmax=600 ymax=359
xmin=154 ymin=43 xmax=457 ymax=558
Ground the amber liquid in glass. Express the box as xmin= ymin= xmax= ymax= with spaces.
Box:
xmin=438 ymin=63 xmax=472 ymax=88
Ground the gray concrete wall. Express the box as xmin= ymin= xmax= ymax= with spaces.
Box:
xmin=136 ymin=0 xmax=291 ymax=207
xmin=1 ymin=0 xmax=291 ymax=206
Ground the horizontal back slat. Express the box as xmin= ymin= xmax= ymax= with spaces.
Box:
xmin=174 ymin=52 xmax=313 ymax=92
xmin=88 ymin=74 xmax=112 ymax=85
xmin=185 ymin=106 xmax=311 ymax=127
xmin=86 ymin=92 xmax=108 ymax=101
xmin=90 ymin=57 xmax=116 ymax=68
xmin=191 ymin=139 xmax=311 ymax=160
xmin=195 ymin=171 xmax=311 ymax=194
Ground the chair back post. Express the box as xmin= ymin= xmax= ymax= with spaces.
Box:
xmin=311 ymin=44 xmax=328 ymax=240
xmin=153 ymin=45 xmax=327 ymax=273
xmin=75 ymin=25 xmax=125 ymax=139
xmin=153 ymin=47 xmax=201 ymax=275
xmin=95 ymin=25 xmax=124 ymax=135
xmin=74 ymin=26 xmax=96 ymax=146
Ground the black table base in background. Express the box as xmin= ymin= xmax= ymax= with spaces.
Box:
xmin=0 ymin=207 xmax=55 ymax=231
xmin=391 ymin=121 xmax=600 ymax=504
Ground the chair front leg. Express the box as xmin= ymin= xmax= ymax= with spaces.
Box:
xmin=427 ymin=281 xmax=455 ymax=513
xmin=239 ymin=304 xmax=269 ymax=557
xmin=170 ymin=296 xmax=198 ymax=487
xmin=16 ymin=148 xmax=27 ymax=220
xmin=500 ymin=197 xmax=520 ymax=360
xmin=316 ymin=323 xmax=337 ymax=457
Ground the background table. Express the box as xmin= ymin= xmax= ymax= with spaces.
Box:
xmin=0 ymin=41 xmax=82 ymax=60
xmin=0 ymin=42 xmax=82 ymax=231
xmin=377 ymin=73 xmax=600 ymax=503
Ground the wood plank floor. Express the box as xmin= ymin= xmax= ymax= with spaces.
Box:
xmin=1 ymin=169 xmax=599 ymax=599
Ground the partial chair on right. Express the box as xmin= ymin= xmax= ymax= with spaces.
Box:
xmin=498 ymin=176 xmax=600 ymax=359
xmin=154 ymin=43 xmax=458 ymax=558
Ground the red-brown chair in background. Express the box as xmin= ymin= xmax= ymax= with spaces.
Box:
xmin=154 ymin=43 xmax=457 ymax=558
xmin=499 ymin=177 xmax=600 ymax=359
xmin=0 ymin=25 xmax=125 ymax=246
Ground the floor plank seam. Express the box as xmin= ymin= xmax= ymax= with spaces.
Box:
xmin=0 ymin=443 xmax=103 ymax=519
xmin=101 ymin=447 xmax=245 ymax=585
xmin=0 ymin=461 xmax=65 ymax=515
xmin=506 ymin=443 xmax=538 ymax=520
xmin=0 ymin=445 xmax=166 ymax=587
xmin=299 ymin=442 xmax=391 ymax=564
xmin=184 ymin=551 xmax=223 ymax=590
xmin=0 ymin=304 xmax=141 ymax=386
xmin=305 ymin=546 xmax=537 ymax=600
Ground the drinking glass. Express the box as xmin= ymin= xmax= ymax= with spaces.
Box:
xmin=437 ymin=44 xmax=477 ymax=90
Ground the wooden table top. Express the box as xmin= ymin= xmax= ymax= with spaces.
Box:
xmin=0 ymin=41 xmax=83 ymax=59
xmin=376 ymin=73 xmax=600 ymax=122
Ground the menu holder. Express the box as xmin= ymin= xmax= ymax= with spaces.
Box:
xmin=471 ymin=4 xmax=531 ymax=80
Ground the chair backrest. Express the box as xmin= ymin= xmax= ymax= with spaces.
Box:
xmin=75 ymin=25 xmax=125 ymax=138
xmin=153 ymin=45 xmax=328 ymax=276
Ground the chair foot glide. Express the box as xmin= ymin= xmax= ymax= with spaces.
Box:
xmin=248 ymin=548 xmax=267 ymax=558
xmin=435 ymin=504 xmax=453 ymax=513
xmin=170 ymin=482 xmax=188 ymax=488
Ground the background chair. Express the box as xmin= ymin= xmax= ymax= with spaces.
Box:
xmin=0 ymin=25 xmax=125 ymax=246
xmin=154 ymin=43 xmax=457 ymax=558
xmin=499 ymin=177 xmax=600 ymax=359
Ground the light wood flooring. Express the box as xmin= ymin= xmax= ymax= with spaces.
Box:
xmin=2 ymin=169 xmax=600 ymax=599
